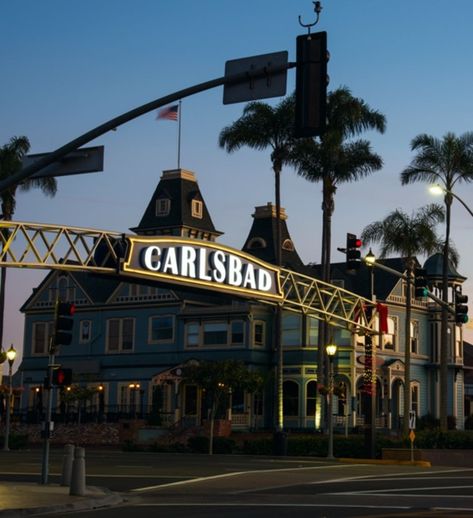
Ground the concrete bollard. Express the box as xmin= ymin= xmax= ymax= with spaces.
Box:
xmin=69 ymin=446 xmax=86 ymax=496
xmin=61 ymin=444 xmax=75 ymax=486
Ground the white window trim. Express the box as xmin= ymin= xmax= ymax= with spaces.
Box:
xmin=156 ymin=198 xmax=170 ymax=216
xmin=202 ymin=320 xmax=229 ymax=347
xmin=185 ymin=321 xmax=200 ymax=349
xmin=32 ymin=321 xmax=53 ymax=355
xmin=148 ymin=315 xmax=175 ymax=344
xmin=106 ymin=318 xmax=135 ymax=353
xmin=191 ymin=199 xmax=203 ymax=219
xmin=79 ymin=320 xmax=92 ymax=344
xmin=230 ymin=320 xmax=245 ymax=346
xmin=253 ymin=320 xmax=265 ymax=347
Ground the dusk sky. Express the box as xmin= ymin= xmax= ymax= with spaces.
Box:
xmin=2 ymin=0 xmax=473 ymax=372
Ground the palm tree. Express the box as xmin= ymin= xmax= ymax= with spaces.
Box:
xmin=401 ymin=132 xmax=473 ymax=431
xmin=290 ymin=87 xmax=386 ymax=415
xmin=361 ymin=204 xmax=446 ymax=435
xmin=219 ymin=96 xmax=296 ymax=437
xmin=0 ymin=136 xmax=57 ymax=349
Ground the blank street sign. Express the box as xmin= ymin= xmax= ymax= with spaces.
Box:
xmin=23 ymin=146 xmax=104 ymax=179
xmin=223 ymin=51 xmax=288 ymax=105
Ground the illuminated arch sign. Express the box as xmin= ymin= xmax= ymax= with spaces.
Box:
xmin=122 ymin=237 xmax=283 ymax=301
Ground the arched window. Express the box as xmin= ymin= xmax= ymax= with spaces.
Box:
xmin=306 ymin=380 xmax=317 ymax=417
xmin=282 ymin=239 xmax=294 ymax=251
xmin=247 ymin=237 xmax=267 ymax=249
xmin=283 ymin=380 xmax=299 ymax=416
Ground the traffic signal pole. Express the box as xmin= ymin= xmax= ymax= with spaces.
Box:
xmin=41 ymin=340 xmax=55 ymax=485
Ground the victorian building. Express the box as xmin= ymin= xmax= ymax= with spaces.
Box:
xmin=16 ymin=169 xmax=468 ymax=431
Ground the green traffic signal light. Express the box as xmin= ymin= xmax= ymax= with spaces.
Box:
xmin=455 ymin=291 xmax=469 ymax=324
xmin=414 ymin=268 xmax=428 ymax=299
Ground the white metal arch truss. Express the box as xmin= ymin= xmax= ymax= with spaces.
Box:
xmin=0 ymin=220 xmax=377 ymax=333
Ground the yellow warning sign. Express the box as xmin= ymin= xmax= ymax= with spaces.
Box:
xmin=409 ymin=430 xmax=415 ymax=442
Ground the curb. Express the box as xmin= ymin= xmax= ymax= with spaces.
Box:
xmin=0 ymin=488 xmax=123 ymax=517
xmin=338 ymin=457 xmax=431 ymax=467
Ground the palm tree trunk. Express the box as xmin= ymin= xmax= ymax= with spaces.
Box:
xmin=0 ymin=265 xmax=6 ymax=351
xmin=402 ymin=263 xmax=413 ymax=436
xmin=0 ymin=212 xmax=11 ymax=354
xmin=318 ymin=177 xmax=334 ymax=431
xmin=274 ymin=163 xmax=284 ymax=433
xmin=440 ymin=195 xmax=452 ymax=431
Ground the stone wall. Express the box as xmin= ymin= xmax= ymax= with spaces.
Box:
xmin=5 ymin=422 xmax=121 ymax=446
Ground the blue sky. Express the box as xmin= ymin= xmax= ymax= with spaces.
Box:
xmin=2 ymin=0 xmax=473 ymax=369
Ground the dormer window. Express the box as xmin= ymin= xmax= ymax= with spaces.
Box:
xmin=156 ymin=198 xmax=170 ymax=216
xmin=247 ymin=237 xmax=267 ymax=249
xmin=282 ymin=239 xmax=294 ymax=251
xmin=192 ymin=199 xmax=203 ymax=219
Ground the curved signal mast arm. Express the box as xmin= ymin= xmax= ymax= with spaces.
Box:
xmin=0 ymin=62 xmax=295 ymax=193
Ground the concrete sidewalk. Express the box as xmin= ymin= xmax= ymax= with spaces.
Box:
xmin=0 ymin=481 xmax=122 ymax=517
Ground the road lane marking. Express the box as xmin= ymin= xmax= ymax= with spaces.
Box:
xmin=311 ymin=467 xmax=473 ymax=485
xmin=331 ymin=484 xmax=473 ymax=496
xmin=133 ymin=502 xmax=411 ymax=509
xmin=132 ymin=464 xmax=358 ymax=492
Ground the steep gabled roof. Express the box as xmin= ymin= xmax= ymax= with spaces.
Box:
xmin=130 ymin=169 xmax=222 ymax=238
xmin=242 ymin=203 xmax=311 ymax=274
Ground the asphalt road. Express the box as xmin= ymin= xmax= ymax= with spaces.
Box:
xmin=1 ymin=450 xmax=473 ymax=517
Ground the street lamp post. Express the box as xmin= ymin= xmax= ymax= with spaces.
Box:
xmin=3 ymin=344 xmax=17 ymax=451
xmin=326 ymin=342 xmax=337 ymax=459
xmin=365 ymin=249 xmax=377 ymax=459
xmin=129 ymin=383 xmax=140 ymax=419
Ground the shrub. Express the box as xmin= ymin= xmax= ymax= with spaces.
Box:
xmin=417 ymin=414 xmax=440 ymax=430
xmin=465 ymin=414 xmax=473 ymax=430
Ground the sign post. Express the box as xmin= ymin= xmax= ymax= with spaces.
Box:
xmin=408 ymin=410 xmax=416 ymax=462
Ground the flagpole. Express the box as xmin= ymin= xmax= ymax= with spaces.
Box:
xmin=177 ymin=100 xmax=182 ymax=169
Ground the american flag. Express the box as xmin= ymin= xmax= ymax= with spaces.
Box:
xmin=156 ymin=104 xmax=179 ymax=121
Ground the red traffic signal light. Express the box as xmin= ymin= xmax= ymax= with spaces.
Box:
xmin=52 ymin=367 xmax=73 ymax=386
xmin=346 ymin=233 xmax=362 ymax=271
xmin=54 ymin=302 xmax=75 ymax=346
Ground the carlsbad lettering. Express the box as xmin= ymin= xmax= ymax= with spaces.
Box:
xmin=141 ymin=245 xmax=273 ymax=292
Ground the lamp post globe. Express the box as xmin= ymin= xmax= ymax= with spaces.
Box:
xmin=3 ymin=344 xmax=16 ymax=451
xmin=325 ymin=342 xmax=337 ymax=459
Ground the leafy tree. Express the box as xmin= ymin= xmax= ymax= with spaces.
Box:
xmin=361 ymin=204 xmax=446 ymax=435
xmin=401 ymin=132 xmax=473 ymax=431
xmin=182 ymin=360 xmax=264 ymax=454
xmin=0 ymin=136 xmax=57 ymax=349
xmin=219 ymin=97 xmax=296 ymax=433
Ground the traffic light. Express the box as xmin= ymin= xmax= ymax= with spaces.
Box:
xmin=295 ymin=31 xmax=328 ymax=138
xmin=455 ymin=290 xmax=469 ymax=324
xmin=54 ymin=302 xmax=75 ymax=346
xmin=52 ymin=368 xmax=73 ymax=387
xmin=414 ymin=268 xmax=428 ymax=298
xmin=346 ymin=233 xmax=362 ymax=271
